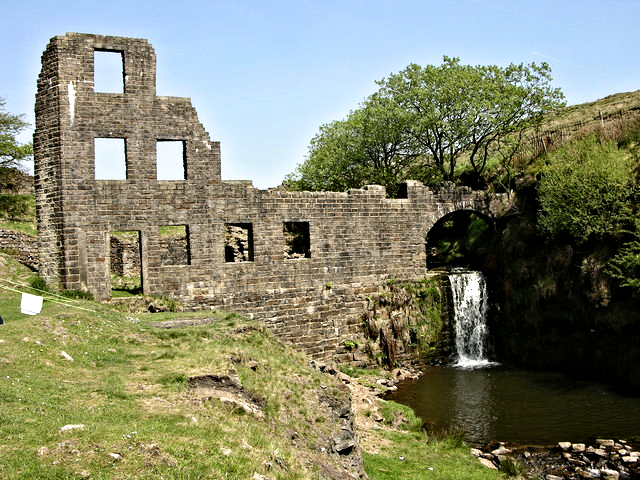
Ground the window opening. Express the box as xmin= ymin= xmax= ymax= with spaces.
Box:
xmin=224 ymin=223 xmax=254 ymax=262
xmin=159 ymin=225 xmax=191 ymax=266
xmin=110 ymin=230 xmax=142 ymax=296
xmin=95 ymin=138 xmax=127 ymax=180
xmin=284 ymin=222 xmax=310 ymax=259
xmin=94 ymin=50 xmax=124 ymax=93
xmin=157 ymin=140 xmax=186 ymax=180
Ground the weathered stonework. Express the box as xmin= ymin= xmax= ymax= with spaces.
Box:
xmin=34 ymin=33 xmax=510 ymax=360
xmin=0 ymin=230 xmax=38 ymax=270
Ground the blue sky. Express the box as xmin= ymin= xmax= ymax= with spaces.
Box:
xmin=1 ymin=0 xmax=638 ymax=188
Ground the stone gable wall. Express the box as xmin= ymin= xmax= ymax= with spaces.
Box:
xmin=34 ymin=33 xmax=509 ymax=360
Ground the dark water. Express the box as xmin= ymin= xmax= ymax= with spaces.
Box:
xmin=387 ymin=364 xmax=640 ymax=446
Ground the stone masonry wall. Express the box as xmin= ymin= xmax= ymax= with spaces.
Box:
xmin=34 ymin=33 xmax=510 ymax=361
xmin=0 ymin=230 xmax=38 ymax=271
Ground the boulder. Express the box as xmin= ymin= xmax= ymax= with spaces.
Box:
xmin=470 ymin=448 xmax=483 ymax=458
xmin=332 ymin=430 xmax=356 ymax=455
xmin=491 ymin=446 xmax=511 ymax=456
xmin=558 ymin=441 xmax=572 ymax=451
xmin=597 ymin=439 xmax=615 ymax=447
xmin=601 ymin=469 xmax=620 ymax=480
xmin=477 ymin=457 xmax=498 ymax=470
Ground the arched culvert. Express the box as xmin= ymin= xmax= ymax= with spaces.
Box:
xmin=425 ymin=210 xmax=495 ymax=270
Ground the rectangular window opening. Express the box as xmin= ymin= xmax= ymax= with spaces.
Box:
xmin=157 ymin=140 xmax=186 ymax=180
xmin=110 ymin=230 xmax=142 ymax=295
xmin=159 ymin=225 xmax=191 ymax=266
xmin=94 ymin=50 xmax=124 ymax=93
xmin=224 ymin=223 xmax=254 ymax=262
xmin=95 ymin=137 xmax=127 ymax=180
xmin=284 ymin=222 xmax=311 ymax=259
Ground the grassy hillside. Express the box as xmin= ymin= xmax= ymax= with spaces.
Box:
xmin=0 ymin=254 xmax=501 ymax=479
xmin=542 ymin=89 xmax=640 ymax=133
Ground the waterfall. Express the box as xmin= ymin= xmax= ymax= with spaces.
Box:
xmin=449 ymin=269 xmax=493 ymax=368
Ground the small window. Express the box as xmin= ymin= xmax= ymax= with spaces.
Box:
xmin=157 ymin=140 xmax=186 ymax=180
xmin=284 ymin=222 xmax=310 ymax=259
xmin=94 ymin=50 xmax=124 ymax=93
xmin=159 ymin=225 xmax=191 ymax=266
xmin=95 ymin=138 xmax=127 ymax=180
xmin=224 ymin=223 xmax=254 ymax=262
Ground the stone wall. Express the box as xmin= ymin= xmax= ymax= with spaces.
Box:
xmin=0 ymin=230 xmax=38 ymax=271
xmin=34 ymin=33 xmax=510 ymax=361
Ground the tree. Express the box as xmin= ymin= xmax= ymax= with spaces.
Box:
xmin=285 ymin=57 xmax=564 ymax=194
xmin=375 ymin=57 xmax=565 ymax=185
xmin=537 ymin=135 xmax=636 ymax=244
xmin=285 ymin=93 xmax=421 ymax=196
xmin=0 ymin=97 xmax=33 ymax=170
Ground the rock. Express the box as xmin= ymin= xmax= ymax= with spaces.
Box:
xmin=491 ymin=446 xmax=511 ymax=456
xmin=569 ymin=457 xmax=587 ymax=467
xmin=477 ymin=457 xmax=498 ymax=470
xmin=332 ymin=431 xmax=356 ymax=455
xmin=470 ymin=448 xmax=483 ymax=458
xmin=60 ymin=351 xmax=74 ymax=362
xmin=586 ymin=446 xmax=607 ymax=457
xmin=546 ymin=475 xmax=564 ymax=480
xmin=60 ymin=424 xmax=84 ymax=432
xmin=308 ymin=359 xmax=325 ymax=371
xmin=601 ymin=469 xmax=620 ymax=480
xmin=37 ymin=446 xmax=50 ymax=456
xmin=108 ymin=453 xmax=122 ymax=461
xmin=597 ymin=439 xmax=615 ymax=447
xmin=573 ymin=443 xmax=586 ymax=453
xmin=622 ymin=456 xmax=639 ymax=463
xmin=576 ymin=468 xmax=600 ymax=478
xmin=558 ymin=441 xmax=573 ymax=451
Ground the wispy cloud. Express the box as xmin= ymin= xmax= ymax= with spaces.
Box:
xmin=530 ymin=51 xmax=558 ymax=61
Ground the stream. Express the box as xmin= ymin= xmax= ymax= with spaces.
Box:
xmin=387 ymin=270 xmax=640 ymax=446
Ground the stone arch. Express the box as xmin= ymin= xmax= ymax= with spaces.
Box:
xmin=418 ymin=203 xmax=497 ymax=241
xmin=423 ymin=208 xmax=496 ymax=269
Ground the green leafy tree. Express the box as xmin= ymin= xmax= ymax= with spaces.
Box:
xmin=286 ymin=57 xmax=564 ymax=194
xmin=537 ymin=135 xmax=636 ymax=244
xmin=376 ymin=57 xmax=565 ymax=184
xmin=285 ymin=93 xmax=420 ymax=196
xmin=0 ymin=97 xmax=32 ymax=170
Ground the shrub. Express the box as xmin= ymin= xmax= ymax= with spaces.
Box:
xmin=537 ymin=135 xmax=636 ymax=244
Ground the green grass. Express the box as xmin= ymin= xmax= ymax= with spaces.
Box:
xmin=0 ymin=219 xmax=36 ymax=236
xmin=0 ymin=253 xmax=503 ymax=478
xmin=0 ymin=254 xmax=359 ymax=479
xmin=364 ymin=430 xmax=500 ymax=480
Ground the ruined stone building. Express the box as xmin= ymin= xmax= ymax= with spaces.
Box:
xmin=34 ymin=33 xmax=507 ymax=359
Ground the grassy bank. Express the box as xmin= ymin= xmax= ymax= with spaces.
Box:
xmin=0 ymin=253 xmax=501 ymax=479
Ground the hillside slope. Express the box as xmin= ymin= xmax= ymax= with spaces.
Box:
xmin=0 ymin=254 xmax=500 ymax=479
